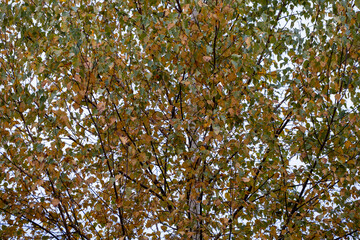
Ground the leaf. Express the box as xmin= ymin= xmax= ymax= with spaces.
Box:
xmin=242 ymin=177 xmax=251 ymax=182
xmin=203 ymin=56 xmax=212 ymax=62
xmin=96 ymin=102 xmax=106 ymax=113
xmin=119 ymin=136 xmax=129 ymax=145
xmin=167 ymin=22 xmax=175 ymax=30
xmin=245 ymin=37 xmax=251 ymax=49
xmin=51 ymin=199 xmax=60 ymax=207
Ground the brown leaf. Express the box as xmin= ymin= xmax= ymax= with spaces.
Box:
xmin=119 ymin=136 xmax=129 ymax=145
xmin=51 ymin=198 xmax=60 ymax=207
xmin=242 ymin=177 xmax=250 ymax=182
xmin=97 ymin=102 xmax=106 ymax=113
xmin=203 ymin=56 xmax=212 ymax=62
xmin=167 ymin=22 xmax=175 ymax=30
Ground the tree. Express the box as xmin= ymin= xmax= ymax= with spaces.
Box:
xmin=0 ymin=0 xmax=359 ymax=239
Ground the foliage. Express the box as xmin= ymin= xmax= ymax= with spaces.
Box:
xmin=0 ymin=0 xmax=360 ymax=239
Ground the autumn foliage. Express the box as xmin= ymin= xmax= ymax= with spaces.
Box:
xmin=1 ymin=0 xmax=360 ymax=239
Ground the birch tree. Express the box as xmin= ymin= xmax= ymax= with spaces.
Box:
xmin=0 ymin=0 xmax=360 ymax=239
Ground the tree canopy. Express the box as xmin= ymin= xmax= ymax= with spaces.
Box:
xmin=1 ymin=0 xmax=360 ymax=239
